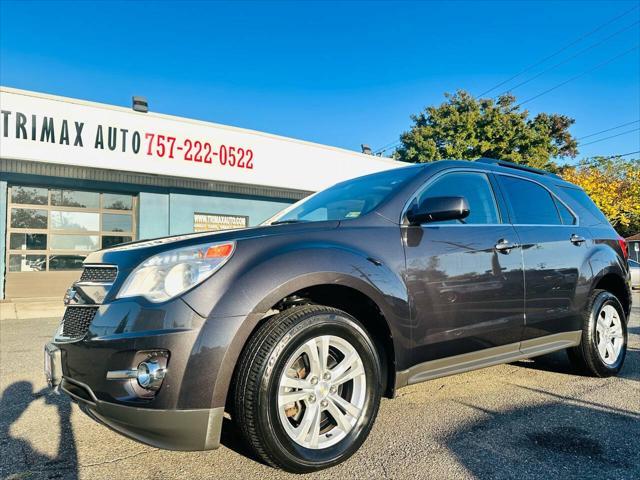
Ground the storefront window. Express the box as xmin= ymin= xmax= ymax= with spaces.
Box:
xmin=9 ymin=254 xmax=46 ymax=272
xmin=9 ymin=233 xmax=47 ymax=250
xmin=103 ymin=193 xmax=133 ymax=210
xmin=51 ymin=189 xmax=100 ymax=208
xmin=11 ymin=186 xmax=48 ymax=205
xmin=6 ymin=185 xmax=137 ymax=273
xmin=48 ymin=255 xmax=86 ymax=271
xmin=50 ymin=234 xmax=99 ymax=251
xmin=102 ymin=235 xmax=133 ymax=249
xmin=50 ymin=211 xmax=100 ymax=231
xmin=10 ymin=208 xmax=48 ymax=229
xmin=102 ymin=213 xmax=132 ymax=232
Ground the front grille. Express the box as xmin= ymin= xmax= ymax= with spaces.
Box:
xmin=61 ymin=306 xmax=98 ymax=338
xmin=80 ymin=266 xmax=117 ymax=283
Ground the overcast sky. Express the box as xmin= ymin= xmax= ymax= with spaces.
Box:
xmin=1 ymin=0 xmax=638 ymax=162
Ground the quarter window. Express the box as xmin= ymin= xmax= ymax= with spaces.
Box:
xmin=416 ymin=172 xmax=500 ymax=224
xmin=555 ymin=199 xmax=576 ymax=225
xmin=499 ymin=176 xmax=561 ymax=225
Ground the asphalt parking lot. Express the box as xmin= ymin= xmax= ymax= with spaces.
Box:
xmin=1 ymin=293 xmax=639 ymax=480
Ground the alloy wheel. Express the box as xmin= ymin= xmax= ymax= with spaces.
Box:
xmin=277 ymin=335 xmax=367 ymax=449
xmin=595 ymin=304 xmax=624 ymax=365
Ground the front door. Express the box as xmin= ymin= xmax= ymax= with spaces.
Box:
xmin=403 ymin=171 xmax=525 ymax=366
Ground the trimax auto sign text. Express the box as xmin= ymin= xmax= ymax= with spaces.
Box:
xmin=1 ymin=110 xmax=254 ymax=169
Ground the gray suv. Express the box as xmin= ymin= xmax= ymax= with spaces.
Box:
xmin=45 ymin=158 xmax=632 ymax=472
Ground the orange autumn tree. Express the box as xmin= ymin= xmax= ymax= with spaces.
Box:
xmin=561 ymin=157 xmax=640 ymax=237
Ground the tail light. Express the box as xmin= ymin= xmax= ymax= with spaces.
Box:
xmin=617 ymin=237 xmax=628 ymax=260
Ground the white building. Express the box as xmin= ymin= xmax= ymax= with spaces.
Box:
xmin=0 ymin=87 xmax=398 ymax=299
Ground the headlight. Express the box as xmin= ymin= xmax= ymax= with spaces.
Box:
xmin=117 ymin=241 xmax=235 ymax=302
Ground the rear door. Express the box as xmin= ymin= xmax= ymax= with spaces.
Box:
xmin=496 ymin=174 xmax=589 ymax=340
xmin=403 ymin=170 xmax=525 ymax=365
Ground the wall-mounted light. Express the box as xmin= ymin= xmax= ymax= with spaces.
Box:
xmin=361 ymin=144 xmax=372 ymax=155
xmin=132 ymin=96 xmax=148 ymax=113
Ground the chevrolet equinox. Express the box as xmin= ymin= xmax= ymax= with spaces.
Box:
xmin=45 ymin=158 xmax=632 ymax=472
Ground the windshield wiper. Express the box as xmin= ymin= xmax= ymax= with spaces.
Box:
xmin=270 ymin=219 xmax=309 ymax=225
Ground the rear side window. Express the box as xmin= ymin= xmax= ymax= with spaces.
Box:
xmin=498 ymin=176 xmax=561 ymax=225
xmin=559 ymin=186 xmax=609 ymax=226
xmin=417 ymin=172 xmax=500 ymax=224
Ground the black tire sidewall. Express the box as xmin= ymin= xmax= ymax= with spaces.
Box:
xmin=585 ymin=291 xmax=627 ymax=375
xmin=258 ymin=311 xmax=381 ymax=472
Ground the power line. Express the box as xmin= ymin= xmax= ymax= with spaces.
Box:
xmin=577 ymin=120 xmax=640 ymax=140
xmin=579 ymin=127 xmax=640 ymax=146
xmin=477 ymin=4 xmax=640 ymax=97
xmin=517 ymin=44 xmax=640 ymax=107
xmin=494 ymin=20 xmax=639 ymax=99
xmin=596 ymin=150 xmax=640 ymax=159
xmin=602 ymin=150 xmax=640 ymax=159
xmin=373 ymin=139 xmax=401 ymax=155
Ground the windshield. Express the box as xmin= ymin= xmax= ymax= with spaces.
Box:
xmin=264 ymin=165 xmax=419 ymax=225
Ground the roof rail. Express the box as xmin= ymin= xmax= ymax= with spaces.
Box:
xmin=475 ymin=157 xmax=561 ymax=179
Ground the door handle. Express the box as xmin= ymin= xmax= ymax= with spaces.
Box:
xmin=495 ymin=239 xmax=518 ymax=253
xmin=570 ymin=234 xmax=586 ymax=245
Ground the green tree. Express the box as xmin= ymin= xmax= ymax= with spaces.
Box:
xmin=395 ymin=90 xmax=578 ymax=170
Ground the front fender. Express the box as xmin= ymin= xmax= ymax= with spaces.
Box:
xmin=180 ymin=239 xmax=410 ymax=410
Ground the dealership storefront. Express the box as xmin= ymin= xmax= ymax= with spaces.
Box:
xmin=0 ymin=87 xmax=397 ymax=299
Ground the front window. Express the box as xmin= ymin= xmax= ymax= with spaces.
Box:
xmin=264 ymin=166 xmax=418 ymax=225
xmin=415 ymin=172 xmax=500 ymax=224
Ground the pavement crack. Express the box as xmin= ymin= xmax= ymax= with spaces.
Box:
xmin=80 ymin=449 xmax=156 ymax=468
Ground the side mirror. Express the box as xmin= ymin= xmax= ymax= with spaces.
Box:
xmin=407 ymin=196 xmax=470 ymax=225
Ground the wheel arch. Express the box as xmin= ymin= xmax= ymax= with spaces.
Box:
xmin=215 ymin=276 xmax=403 ymax=413
xmin=583 ymin=244 xmax=631 ymax=319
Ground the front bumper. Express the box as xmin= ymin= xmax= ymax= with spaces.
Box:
xmin=43 ymin=295 xmax=231 ymax=451
xmin=46 ymin=349 xmax=224 ymax=451
xmin=79 ymin=393 xmax=224 ymax=451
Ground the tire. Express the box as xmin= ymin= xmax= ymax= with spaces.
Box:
xmin=233 ymin=305 xmax=382 ymax=472
xmin=567 ymin=289 xmax=628 ymax=377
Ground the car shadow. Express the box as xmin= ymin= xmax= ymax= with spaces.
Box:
xmin=511 ymin=338 xmax=639 ymax=381
xmin=0 ymin=381 xmax=78 ymax=480
xmin=219 ymin=417 xmax=271 ymax=466
xmin=446 ymin=390 xmax=640 ymax=479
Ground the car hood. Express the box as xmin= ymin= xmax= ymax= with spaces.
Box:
xmin=84 ymin=221 xmax=340 ymax=269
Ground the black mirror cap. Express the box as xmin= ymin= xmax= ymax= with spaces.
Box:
xmin=407 ymin=196 xmax=470 ymax=225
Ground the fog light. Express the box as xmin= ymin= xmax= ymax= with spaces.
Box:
xmin=136 ymin=360 xmax=166 ymax=391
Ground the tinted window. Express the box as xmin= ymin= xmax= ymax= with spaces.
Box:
xmin=9 ymin=254 xmax=46 ymax=272
xmin=51 ymin=189 xmax=100 ymax=208
xmin=48 ymin=255 xmax=86 ymax=271
xmin=102 ymin=193 xmax=133 ymax=210
xmin=560 ymin=186 xmax=609 ymax=226
xmin=9 ymin=233 xmax=47 ymax=250
xmin=102 ymin=235 xmax=133 ymax=249
xmin=11 ymin=186 xmax=48 ymax=205
xmin=499 ymin=176 xmax=561 ymax=225
xmin=10 ymin=208 xmax=48 ymax=229
xmin=102 ymin=213 xmax=133 ymax=232
xmin=266 ymin=166 xmax=419 ymax=224
xmin=418 ymin=172 xmax=500 ymax=224
xmin=555 ymin=199 xmax=576 ymax=225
